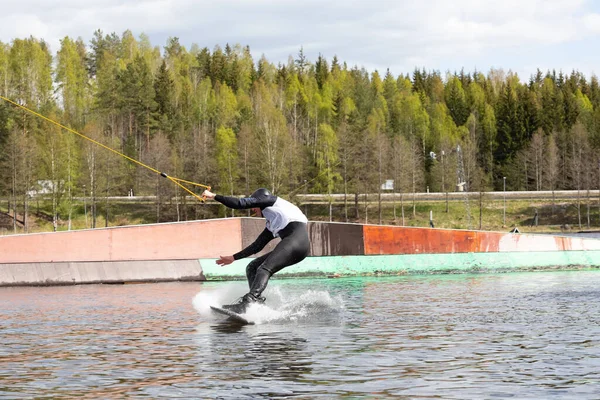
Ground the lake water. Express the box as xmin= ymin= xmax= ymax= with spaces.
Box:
xmin=2 ymin=271 xmax=600 ymax=399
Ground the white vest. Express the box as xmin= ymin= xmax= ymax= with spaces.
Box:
xmin=262 ymin=197 xmax=308 ymax=237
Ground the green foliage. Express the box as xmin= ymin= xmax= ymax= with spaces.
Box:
xmin=215 ymin=82 xmax=238 ymax=128
xmin=0 ymin=102 xmax=9 ymax=148
xmin=0 ymin=41 xmax=10 ymax=96
xmin=395 ymin=91 xmax=429 ymax=150
xmin=315 ymin=54 xmax=329 ymax=90
xmin=9 ymin=38 xmax=53 ymax=106
xmin=315 ymin=123 xmax=340 ymax=194
xmin=215 ymin=126 xmax=238 ymax=195
xmin=56 ymin=37 xmax=89 ymax=128
xmin=3 ymin=31 xmax=600 ymax=231
xmin=495 ymin=80 xmax=528 ymax=163
xmin=118 ymin=54 xmax=157 ymax=138
xmin=444 ymin=76 xmax=469 ymax=126
xmin=154 ymin=60 xmax=174 ymax=133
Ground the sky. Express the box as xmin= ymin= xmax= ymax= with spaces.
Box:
xmin=1 ymin=0 xmax=600 ymax=80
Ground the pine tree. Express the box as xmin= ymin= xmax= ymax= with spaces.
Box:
xmin=117 ymin=54 xmax=157 ymax=158
xmin=154 ymin=60 xmax=174 ymax=135
xmin=444 ymin=76 xmax=469 ymax=127
xmin=315 ymin=54 xmax=329 ymax=90
xmin=495 ymin=80 xmax=526 ymax=164
xmin=589 ymin=75 xmax=600 ymax=109
xmin=196 ymin=47 xmax=212 ymax=81
xmin=295 ymin=47 xmax=308 ymax=76
xmin=210 ymin=45 xmax=226 ymax=84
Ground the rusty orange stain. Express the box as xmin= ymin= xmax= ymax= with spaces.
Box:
xmin=477 ymin=232 xmax=503 ymax=252
xmin=554 ymin=235 xmax=570 ymax=251
xmin=363 ymin=226 xmax=505 ymax=255
xmin=363 ymin=225 xmax=600 ymax=254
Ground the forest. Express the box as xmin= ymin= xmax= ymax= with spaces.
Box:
xmin=1 ymin=30 xmax=600 ymax=232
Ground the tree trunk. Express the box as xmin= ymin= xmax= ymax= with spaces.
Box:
xmin=479 ymin=190 xmax=483 ymax=230
xmin=344 ymin=173 xmax=348 ymax=223
xmin=156 ymin=175 xmax=161 ymax=223
xmin=67 ymin=143 xmax=73 ymax=231
xmin=393 ymin=191 xmax=397 ymax=224
xmin=401 ymin=193 xmax=405 ymax=226
xmin=587 ymin=189 xmax=591 ymax=229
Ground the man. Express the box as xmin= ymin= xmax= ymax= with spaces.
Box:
xmin=202 ymin=188 xmax=310 ymax=314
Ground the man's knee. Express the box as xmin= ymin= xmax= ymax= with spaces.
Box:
xmin=256 ymin=264 xmax=274 ymax=277
xmin=246 ymin=257 xmax=262 ymax=272
xmin=245 ymin=258 xmax=262 ymax=283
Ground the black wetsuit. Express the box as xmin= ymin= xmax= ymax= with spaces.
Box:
xmin=214 ymin=194 xmax=310 ymax=298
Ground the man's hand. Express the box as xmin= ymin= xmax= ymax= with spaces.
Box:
xmin=202 ymin=189 xmax=216 ymax=199
xmin=216 ymin=255 xmax=235 ymax=266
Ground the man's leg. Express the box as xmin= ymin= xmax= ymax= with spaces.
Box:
xmin=225 ymin=224 xmax=309 ymax=313
xmin=246 ymin=253 xmax=270 ymax=290
xmin=222 ymin=253 xmax=270 ymax=312
xmin=247 ymin=238 xmax=307 ymax=299
xmin=224 ymin=242 xmax=298 ymax=313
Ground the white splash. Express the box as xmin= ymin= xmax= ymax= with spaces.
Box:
xmin=192 ymin=283 xmax=248 ymax=318
xmin=193 ymin=284 xmax=345 ymax=325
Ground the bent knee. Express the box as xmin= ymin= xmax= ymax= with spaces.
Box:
xmin=256 ymin=264 xmax=275 ymax=276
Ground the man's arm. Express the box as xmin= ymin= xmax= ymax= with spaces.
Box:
xmin=214 ymin=194 xmax=276 ymax=210
xmin=201 ymin=189 xmax=276 ymax=209
xmin=233 ymin=228 xmax=274 ymax=260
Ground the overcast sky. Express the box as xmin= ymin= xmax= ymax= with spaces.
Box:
xmin=1 ymin=0 xmax=600 ymax=80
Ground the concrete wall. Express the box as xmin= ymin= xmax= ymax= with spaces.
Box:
xmin=0 ymin=260 xmax=204 ymax=286
xmin=0 ymin=218 xmax=242 ymax=263
xmin=309 ymin=221 xmax=364 ymax=256
xmin=2 ymin=218 xmax=600 ymax=286
xmin=0 ymin=218 xmax=244 ymax=286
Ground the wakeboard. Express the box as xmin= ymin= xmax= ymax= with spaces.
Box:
xmin=210 ymin=305 xmax=254 ymax=325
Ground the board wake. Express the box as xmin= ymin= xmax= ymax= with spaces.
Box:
xmin=210 ymin=305 xmax=254 ymax=325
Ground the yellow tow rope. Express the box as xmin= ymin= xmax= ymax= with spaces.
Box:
xmin=0 ymin=95 xmax=211 ymax=201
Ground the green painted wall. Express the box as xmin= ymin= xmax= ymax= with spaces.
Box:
xmin=199 ymin=250 xmax=600 ymax=280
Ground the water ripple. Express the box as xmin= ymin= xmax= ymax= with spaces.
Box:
xmin=2 ymin=272 xmax=600 ymax=398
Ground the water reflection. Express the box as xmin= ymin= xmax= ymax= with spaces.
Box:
xmin=2 ymin=272 xmax=600 ymax=398
xmin=245 ymin=334 xmax=312 ymax=380
xmin=210 ymin=320 xmax=247 ymax=334
xmin=205 ymin=321 xmax=314 ymax=379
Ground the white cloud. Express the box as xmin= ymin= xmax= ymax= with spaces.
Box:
xmin=0 ymin=0 xmax=598 ymax=77
xmin=583 ymin=13 xmax=600 ymax=32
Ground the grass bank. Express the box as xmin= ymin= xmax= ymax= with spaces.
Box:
xmin=1 ymin=195 xmax=599 ymax=235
